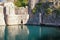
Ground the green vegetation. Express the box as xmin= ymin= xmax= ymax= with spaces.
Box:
xmin=32 ymin=2 xmax=50 ymax=14
xmin=40 ymin=0 xmax=46 ymax=3
xmin=32 ymin=2 xmax=42 ymax=14
xmin=32 ymin=7 xmax=37 ymax=14
xmin=43 ymin=2 xmax=53 ymax=16
xmin=45 ymin=8 xmax=53 ymax=15
xmin=36 ymin=2 xmax=42 ymax=8
xmin=14 ymin=0 xmax=28 ymax=7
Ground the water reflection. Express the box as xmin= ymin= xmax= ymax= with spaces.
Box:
xmin=27 ymin=25 xmax=40 ymax=40
xmin=5 ymin=25 xmax=29 ymax=40
xmin=0 ymin=26 xmax=5 ymax=40
xmin=40 ymin=27 xmax=60 ymax=40
xmin=0 ymin=25 xmax=60 ymax=40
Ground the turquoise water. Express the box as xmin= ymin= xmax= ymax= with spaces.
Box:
xmin=0 ymin=25 xmax=60 ymax=40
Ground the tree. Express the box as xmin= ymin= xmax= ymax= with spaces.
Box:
xmin=14 ymin=0 xmax=28 ymax=7
xmin=23 ymin=0 xmax=28 ymax=6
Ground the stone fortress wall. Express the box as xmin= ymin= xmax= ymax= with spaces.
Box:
xmin=0 ymin=3 xmax=5 ymax=25
xmin=0 ymin=2 xmax=29 ymax=25
xmin=15 ymin=6 xmax=29 ymax=25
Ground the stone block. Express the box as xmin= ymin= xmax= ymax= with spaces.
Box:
xmin=4 ymin=2 xmax=15 ymax=15
xmin=6 ymin=15 xmax=19 ymax=25
xmin=0 ymin=6 xmax=5 ymax=25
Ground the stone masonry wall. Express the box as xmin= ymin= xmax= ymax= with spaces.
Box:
xmin=15 ymin=6 xmax=41 ymax=25
xmin=15 ymin=6 xmax=29 ymax=24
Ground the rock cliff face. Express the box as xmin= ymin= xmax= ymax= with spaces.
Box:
xmin=32 ymin=13 xmax=41 ymax=25
xmin=27 ymin=9 xmax=60 ymax=25
xmin=27 ymin=12 xmax=41 ymax=25
xmin=27 ymin=0 xmax=41 ymax=25
xmin=42 ymin=12 xmax=60 ymax=25
xmin=42 ymin=13 xmax=56 ymax=25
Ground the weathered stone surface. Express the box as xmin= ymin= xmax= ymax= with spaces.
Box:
xmin=18 ymin=14 xmax=29 ymax=24
xmin=15 ymin=6 xmax=28 ymax=15
xmin=15 ymin=6 xmax=29 ymax=25
xmin=0 ymin=16 xmax=5 ymax=25
xmin=27 ymin=12 xmax=41 ymax=25
xmin=6 ymin=14 xmax=29 ymax=25
xmin=4 ymin=2 xmax=15 ymax=15
xmin=0 ymin=6 xmax=5 ymax=25
xmin=42 ymin=12 xmax=60 ymax=25
xmin=6 ymin=15 xmax=19 ymax=25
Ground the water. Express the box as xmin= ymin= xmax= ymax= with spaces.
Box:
xmin=0 ymin=25 xmax=60 ymax=40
